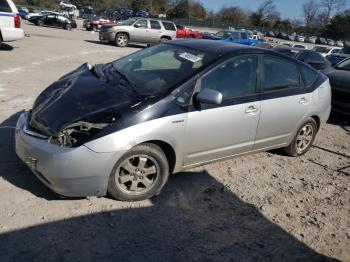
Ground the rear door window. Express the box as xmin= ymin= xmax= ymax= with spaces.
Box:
xmin=150 ymin=20 xmax=161 ymax=30
xmin=263 ymin=56 xmax=301 ymax=91
xmin=0 ymin=0 xmax=11 ymax=12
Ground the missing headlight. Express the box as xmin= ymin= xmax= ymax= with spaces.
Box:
xmin=50 ymin=121 xmax=108 ymax=147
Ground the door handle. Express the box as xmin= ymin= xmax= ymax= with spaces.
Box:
xmin=299 ymin=97 xmax=309 ymax=104
xmin=245 ymin=105 xmax=258 ymax=114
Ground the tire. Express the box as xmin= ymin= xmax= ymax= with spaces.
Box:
xmin=65 ymin=24 xmax=72 ymax=31
xmin=160 ymin=37 xmax=170 ymax=43
xmin=36 ymin=20 xmax=43 ymax=26
xmin=284 ymin=118 xmax=318 ymax=157
xmin=115 ymin=33 xmax=129 ymax=47
xmin=108 ymin=143 xmax=169 ymax=201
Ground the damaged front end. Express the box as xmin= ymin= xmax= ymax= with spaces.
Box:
xmin=49 ymin=121 xmax=109 ymax=147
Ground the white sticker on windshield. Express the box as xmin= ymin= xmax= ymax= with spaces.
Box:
xmin=179 ymin=52 xmax=202 ymax=63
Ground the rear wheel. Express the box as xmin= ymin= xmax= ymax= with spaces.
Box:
xmin=36 ymin=20 xmax=44 ymax=26
xmin=160 ymin=37 xmax=170 ymax=42
xmin=115 ymin=33 xmax=129 ymax=47
xmin=108 ymin=143 xmax=169 ymax=201
xmin=284 ymin=118 xmax=317 ymax=156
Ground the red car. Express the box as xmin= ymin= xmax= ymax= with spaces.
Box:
xmin=83 ymin=16 xmax=117 ymax=31
xmin=176 ymin=25 xmax=203 ymax=39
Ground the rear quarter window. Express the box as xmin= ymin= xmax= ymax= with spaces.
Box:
xmin=0 ymin=0 xmax=12 ymax=12
xmin=162 ymin=22 xmax=176 ymax=31
xmin=300 ymin=65 xmax=318 ymax=86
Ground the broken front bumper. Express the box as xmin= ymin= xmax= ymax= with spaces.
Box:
xmin=15 ymin=112 xmax=125 ymax=197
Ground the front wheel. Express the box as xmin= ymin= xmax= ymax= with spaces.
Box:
xmin=115 ymin=33 xmax=129 ymax=47
xmin=284 ymin=118 xmax=318 ymax=157
xmin=36 ymin=20 xmax=44 ymax=26
xmin=65 ymin=24 xmax=72 ymax=31
xmin=108 ymin=143 xmax=169 ymax=201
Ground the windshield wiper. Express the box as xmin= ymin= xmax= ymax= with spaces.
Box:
xmin=111 ymin=64 xmax=138 ymax=92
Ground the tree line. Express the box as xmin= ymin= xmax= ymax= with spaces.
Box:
xmin=14 ymin=0 xmax=350 ymax=39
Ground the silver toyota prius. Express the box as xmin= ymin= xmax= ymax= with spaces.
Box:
xmin=15 ymin=40 xmax=331 ymax=201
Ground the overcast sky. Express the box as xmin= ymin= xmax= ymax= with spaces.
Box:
xmin=200 ymin=0 xmax=350 ymax=20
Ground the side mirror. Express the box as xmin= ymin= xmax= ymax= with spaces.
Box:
xmin=195 ymin=89 xmax=222 ymax=105
xmin=134 ymin=23 xmax=140 ymax=28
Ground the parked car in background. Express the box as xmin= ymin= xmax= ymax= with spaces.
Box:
xmin=327 ymin=39 xmax=335 ymax=46
xmin=294 ymin=35 xmax=305 ymax=42
xmin=292 ymin=44 xmax=306 ymax=49
xmin=305 ymin=36 xmax=317 ymax=44
xmin=99 ymin=18 xmax=176 ymax=47
xmin=312 ymin=46 xmax=341 ymax=57
xmin=17 ymin=6 xmax=28 ymax=19
xmin=221 ymin=31 xmax=262 ymax=46
xmin=208 ymin=30 xmax=233 ymax=40
xmin=316 ymin=37 xmax=327 ymax=45
xmin=15 ymin=40 xmax=331 ymax=201
xmin=79 ymin=6 xmax=95 ymax=19
xmin=277 ymin=32 xmax=288 ymax=40
xmin=29 ymin=13 xmax=77 ymax=30
xmin=26 ymin=10 xmax=58 ymax=20
xmin=265 ymin=31 xmax=275 ymax=37
xmin=335 ymin=41 xmax=344 ymax=47
xmin=0 ymin=0 xmax=24 ymax=45
xmin=135 ymin=10 xmax=149 ymax=17
xmin=201 ymin=31 xmax=215 ymax=39
xmin=273 ymin=45 xmax=331 ymax=72
xmin=325 ymin=57 xmax=350 ymax=115
xmin=288 ymin=35 xmax=294 ymax=41
xmin=326 ymin=46 xmax=350 ymax=66
xmin=176 ymin=25 xmax=203 ymax=39
xmin=83 ymin=16 xmax=117 ymax=31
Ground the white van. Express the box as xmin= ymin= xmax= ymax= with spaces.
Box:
xmin=0 ymin=0 xmax=24 ymax=44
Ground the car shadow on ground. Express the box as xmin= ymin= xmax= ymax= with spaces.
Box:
xmin=84 ymin=39 xmax=147 ymax=49
xmin=0 ymin=43 xmax=14 ymax=51
xmin=0 ymin=112 xmax=340 ymax=261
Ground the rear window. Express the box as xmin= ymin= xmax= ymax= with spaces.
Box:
xmin=0 ymin=0 xmax=12 ymax=12
xmin=162 ymin=21 xmax=176 ymax=31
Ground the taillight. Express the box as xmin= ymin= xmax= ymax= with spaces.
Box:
xmin=14 ymin=13 xmax=21 ymax=28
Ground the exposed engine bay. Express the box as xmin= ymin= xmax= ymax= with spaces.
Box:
xmin=49 ymin=121 xmax=109 ymax=147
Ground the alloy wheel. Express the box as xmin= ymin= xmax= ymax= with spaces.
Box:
xmin=296 ymin=124 xmax=314 ymax=153
xmin=115 ymin=155 xmax=159 ymax=195
xmin=117 ymin=35 xmax=128 ymax=47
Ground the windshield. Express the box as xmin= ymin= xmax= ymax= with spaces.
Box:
xmin=110 ymin=44 xmax=216 ymax=96
xmin=117 ymin=18 xmax=137 ymax=26
xmin=335 ymin=57 xmax=350 ymax=71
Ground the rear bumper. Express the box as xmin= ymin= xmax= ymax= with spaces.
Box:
xmin=1 ymin=27 xmax=24 ymax=42
xmin=15 ymin=112 xmax=126 ymax=197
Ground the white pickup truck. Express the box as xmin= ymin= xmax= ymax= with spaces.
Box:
xmin=0 ymin=0 xmax=24 ymax=44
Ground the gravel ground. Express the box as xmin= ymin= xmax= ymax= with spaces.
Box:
xmin=0 ymin=21 xmax=349 ymax=262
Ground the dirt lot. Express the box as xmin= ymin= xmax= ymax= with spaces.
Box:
xmin=0 ymin=21 xmax=349 ymax=262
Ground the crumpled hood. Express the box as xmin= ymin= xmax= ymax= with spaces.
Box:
xmin=30 ymin=63 xmax=140 ymax=136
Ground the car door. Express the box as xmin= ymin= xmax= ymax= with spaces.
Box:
xmin=131 ymin=19 xmax=150 ymax=42
xmin=148 ymin=20 xmax=162 ymax=43
xmin=184 ymin=55 xmax=261 ymax=166
xmin=253 ymin=55 xmax=312 ymax=150
xmin=44 ymin=14 xmax=56 ymax=26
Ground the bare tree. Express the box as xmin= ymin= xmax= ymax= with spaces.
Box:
xmin=302 ymin=0 xmax=319 ymax=29
xmin=321 ymin=0 xmax=346 ymax=25
xmin=257 ymin=0 xmax=280 ymax=23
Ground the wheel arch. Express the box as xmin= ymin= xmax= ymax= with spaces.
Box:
xmin=160 ymin=35 xmax=171 ymax=40
xmin=310 ymin=115 xmax=321 ymax=131
xmin=140 ymin=140 xmax=176 ymax=173
xmin=116 ymin=31 xmax=130 ymax=39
